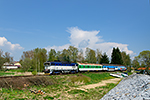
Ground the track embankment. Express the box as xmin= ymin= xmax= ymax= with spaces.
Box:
xmin=101 ymin=74 xmax=150 ymax=100
xmin=0 ymin=76 xmax=57 ymax=89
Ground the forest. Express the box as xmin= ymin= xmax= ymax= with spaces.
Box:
xmin=0 ymin=46 xmax=150 ymax=72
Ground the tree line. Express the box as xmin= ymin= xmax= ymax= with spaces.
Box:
xmin=0 ymin=50 xmax=13 ymax=69
xmin=0 ymin=46 xmax=150 ymax=72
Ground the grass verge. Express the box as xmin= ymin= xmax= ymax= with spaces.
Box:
xmin=0 ymin=71 xmax=15 ymax=76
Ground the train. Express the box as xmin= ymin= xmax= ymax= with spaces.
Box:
xmin=44 ymin=61 xmax=127 ymax=75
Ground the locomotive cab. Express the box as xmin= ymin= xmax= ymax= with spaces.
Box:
xmin=44 ymin=62 xmax=51 ymax=73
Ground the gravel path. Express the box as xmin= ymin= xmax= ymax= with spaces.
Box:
xmin=80 ymin=78 xmax=121 ymax=89
xmin=100 ymin=74 xmax=150 ymax=100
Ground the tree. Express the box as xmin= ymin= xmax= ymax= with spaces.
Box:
xmin=111 ymin=47 xmax=123 ymax=64
xmin=96 ymin=49 xmax=102 ymax=64
xmin=89 ymin=49 xmax=96 ymax=63
xmin=21 ymin=50 xmax=34 ymax=60
xmin=20 ymin=50 xmax=34 ymax=71
xmin=137 ymin=50 xmax=150 ymax=72
xmin=68 ymin=46 xmax=78 ymax=63
xmin=132 ymin=57 xmax=140 ymax=69
xmin=39 ymin=48 xmax=47 ymax=71
xmin=85 ymin=47 xmax=90 ymax=62
xmin=4 ymin=52 xmax=13 ymax=63
xmin=100 ymin=52 xmax=109 ymax=64
xmin=85 ymin=48 xmax=96 ymax=63
xmin=121 ymin=51 xmax=131 ymax=66
xmin=20 ymin=58 xmax=32 ymax=72
xmin=0 ymin=50 xmax=14 ymax=70
xmin=77 ymin=49 xmax=84 ymax=63
xmin=61 ymin=49 xmax=70 ymax=62
xmin=20 ymin=48 xmax=47 ymax=72
xmin=48 ymin=49 xmax=56 ymax=61
xmin=56 ymin=51 xmax=61 ymax=61
xmin=0 ymin=50 xmax=5 ymax=69
xmin=33 ymin=48 xmax=47 ymax=72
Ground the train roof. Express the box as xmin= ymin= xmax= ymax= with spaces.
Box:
xmin=102 ymin=64 xmax=125 ymax=66
xmin=77 ymin=62 xmax=102 ymax=66
xmin=44 ymin=61 xmax=77 ymax=66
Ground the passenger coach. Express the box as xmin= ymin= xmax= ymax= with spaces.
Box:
xmin=77 ymin=63 xmax=103 ymax=72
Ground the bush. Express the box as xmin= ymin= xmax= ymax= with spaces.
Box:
xmin=28 ymin=69 xmax=34 ymax=72
xmin=68 ymin=74 xmax=91 ymax=84
xmin=32 ymin=71 xmax=37 ymax=75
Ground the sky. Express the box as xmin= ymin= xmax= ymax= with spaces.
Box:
xmin=0 ymin=0 xmax=150 ymax=61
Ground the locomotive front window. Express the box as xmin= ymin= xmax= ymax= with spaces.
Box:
xmin=44 ymin=63 xmax=50 ymax=66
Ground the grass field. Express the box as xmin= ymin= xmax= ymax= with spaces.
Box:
xmin=0 ymin=72 xmax=120 ymax=100
xmin=0 ymin=71 xmax=15 ymax=76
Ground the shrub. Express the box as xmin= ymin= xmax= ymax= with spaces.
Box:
xmin=32 ymin=71 xmax=37 ymax=75
xmin=68 ymin=75 xmax=91 ymax=84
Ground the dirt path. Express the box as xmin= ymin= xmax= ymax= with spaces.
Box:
xmin=80 ymin=78 xmax=121 ymax=89
xmin=69 ymin=78 xmax=121 ymax=92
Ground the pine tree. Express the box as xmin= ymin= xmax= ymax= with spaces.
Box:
xmin=100 ymin=52 xmax=109 ymax=64
xmin=111 ymin=47 xmax=123 ymax=64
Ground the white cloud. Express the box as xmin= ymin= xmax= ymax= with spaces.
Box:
xmin=45 ymin=27 xmax=135 ymax=59
xmin=67 ymin=27 xmax=103 ymax=47
xmin=0 ymin=37 xmax=24 ymax=60
xmin=0 ymin=37 xmax=7 ymax=46
xmin=0 ymin=37 xmax=24 ymax=50
xmin=45 ymin=44 xmax=70 ymax=52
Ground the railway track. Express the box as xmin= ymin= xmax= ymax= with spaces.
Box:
xmin=0 ymin=74 xmax=46 ymax=79
xmin=0 ymin=71 xmax=122 ymax=79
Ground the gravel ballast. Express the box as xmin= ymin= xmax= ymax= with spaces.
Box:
xmin=100 ymin=74 xmax=150 ymax=100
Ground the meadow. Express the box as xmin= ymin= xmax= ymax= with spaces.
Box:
xmin=0 ymin=72 xmax=120 ymax=100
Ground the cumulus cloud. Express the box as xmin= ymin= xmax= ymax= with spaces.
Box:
xmin=45 ymin=27 xmax=135 ymax=58
xmin=0 ymin=37 xmax=24 ymax=60
xmin=67 ymin=27 xmax=103 ymax=47
xmin=0 ymin=37 xmax=24 ymax=50
xmin=68 ymin=27 xmax=134 ymax=57
xmin=45 ymin=44 xmax=70 ymax=52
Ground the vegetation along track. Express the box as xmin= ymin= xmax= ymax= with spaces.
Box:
xmin=0 ymin=70 xmax=122 ymax=79
xmin=0 ymin=75 xmax=45 ymax=79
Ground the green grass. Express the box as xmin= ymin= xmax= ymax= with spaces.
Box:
xmin=43 ymin=95 xmax=54 ymax=100
xmin=83 ymin=72 xmax=114 ymax=84
xmin=127 ymin=72 xmax=133 ymax=75
xmin=68 ymin=89 xmax=89 ymax=94
xmin=0 ymin=71 xmax=15 ymax=76
xmin=0 ymin=72 xmax=120 ymax=100
xmin=6 ymin=69 xmax=24 ymax=73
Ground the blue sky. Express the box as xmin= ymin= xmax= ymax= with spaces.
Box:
xmin=0 ymin=0 xmax=150 ymax=61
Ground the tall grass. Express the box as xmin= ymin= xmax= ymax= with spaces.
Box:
xmin=83 ymin=72 xmax=114 ymax=84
